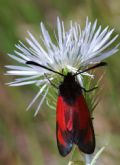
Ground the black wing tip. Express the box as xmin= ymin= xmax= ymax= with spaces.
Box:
xmin=77 ymin=143 xmax=95 ymax=154
xmin=58 ymin=142 xmax=95 ymax=156
xmin=57 ymin=143 xmax=73 ymax=157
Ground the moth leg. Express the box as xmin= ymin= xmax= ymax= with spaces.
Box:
xmin=81 ymin=86 xmax=98 ymax=93
xmin=44 ymin=73 xmax=58 ymax=89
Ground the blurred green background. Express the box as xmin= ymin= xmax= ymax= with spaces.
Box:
xmin=0 ymin=0 xmax=120 ymax=164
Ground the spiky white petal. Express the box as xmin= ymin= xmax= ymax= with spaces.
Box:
xmin=26 ymin=84 xmax=47 ymax=111
xmin=6 ymin=17 xmax=119 ymax=114
xmin=34 ymin=87 xmax=48 ymax=116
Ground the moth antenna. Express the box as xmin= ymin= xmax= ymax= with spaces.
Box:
xmin=26 ymin=61 xmax=64 ymax=77
xmin=73 ymin=62 xmax=107 ymax=77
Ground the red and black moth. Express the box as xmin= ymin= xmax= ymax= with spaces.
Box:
xmin=26 ymin=61 xmax=107 ymax=156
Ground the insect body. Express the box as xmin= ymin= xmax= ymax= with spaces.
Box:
xmin=26 ymin=61 xmax=107 ymax=156
xmin=56 ymin=73 xmax=95 ymax=156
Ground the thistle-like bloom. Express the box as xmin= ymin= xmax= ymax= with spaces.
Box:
xmin=5 ymin=17 xmax=119 ymax=115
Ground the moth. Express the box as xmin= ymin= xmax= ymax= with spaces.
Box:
xmin=26 ymin=61 xmax=106 ymax=156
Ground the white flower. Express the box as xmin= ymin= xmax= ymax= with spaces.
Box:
xmin=5 ymin=17 xmax=119 ymax=115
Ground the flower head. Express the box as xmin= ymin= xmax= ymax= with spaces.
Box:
xmin=5 ymin=17 xmax=119 ymax=115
